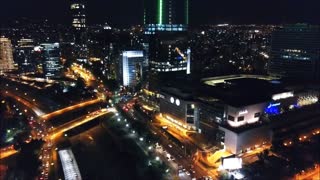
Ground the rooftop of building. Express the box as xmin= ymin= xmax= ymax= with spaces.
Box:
xmin=200 ymin=75 xmax=288 ymax=107
xmin=161 ymin=74 xmax=288 ymax=107
xmin=161 ymin=86 xmax=194 ymax=100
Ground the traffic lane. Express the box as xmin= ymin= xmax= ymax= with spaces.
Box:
xmin=122 ymin=105 xmax=215 ymax=179
xmin=149 ymin=125 xmax=207 ymax=179
xmin=129 ymin=108 xmax=209 ymax=178
xmin=118 ymin=106 xmax=195 ymax=178
xmin=1 ymin=91 xmax=45 ymax=116
xmin=140 ymin=118 xmax=216 ymax=178
xmin=49 ymin=109 xmax=109 ymax=139
xmin=40 ymin=98 xmax=102 ymax=121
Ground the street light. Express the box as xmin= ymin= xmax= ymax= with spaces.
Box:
xmin=139 ymin=137 xmax=144 ymax=142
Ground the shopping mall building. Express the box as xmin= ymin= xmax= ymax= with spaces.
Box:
xmin=159 ymin=75 xmax=319 ymax=154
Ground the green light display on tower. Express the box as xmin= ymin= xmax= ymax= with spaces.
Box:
xmin=158 ymin=0 xmax=163 ymax=24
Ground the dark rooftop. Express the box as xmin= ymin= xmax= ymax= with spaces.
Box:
xmin=199 ymin=77 xmax=287 ymax=107
xmin=162 ymin=75 xmax=288 ymax=107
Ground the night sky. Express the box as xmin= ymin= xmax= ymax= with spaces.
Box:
xmin=0 ymin=0 xmax=319 ymax=27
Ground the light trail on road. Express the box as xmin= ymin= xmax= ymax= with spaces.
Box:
xmin=1 ymin=91 xmax=45 ymax=116
xmin=49 ymin=108 xmax=115 ymax=139
xmin=40 ymin=98 xmax=102 ymax=120
xmin=0 ymin=148 xmax=18 ymax=159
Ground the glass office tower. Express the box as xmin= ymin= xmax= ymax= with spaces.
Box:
xmin=120 ymin=51 xmax=145 ymax=88
xmin=268 ymin=24 xmax=320 ymax=80
xmin=144 ymin=0 xmax=191 ymax=77
xmin=41 ymin=43 xmax=62 ymax=78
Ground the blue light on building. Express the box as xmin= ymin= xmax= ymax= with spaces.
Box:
xmin=265 ymin=102 xmax=281 ymax=115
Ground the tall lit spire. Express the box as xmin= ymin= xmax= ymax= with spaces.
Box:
xmin=158 ymin=0 xmax=163 ymax=24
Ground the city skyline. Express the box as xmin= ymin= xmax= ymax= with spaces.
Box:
xmin=1 ymin=0 xmax=319 ymax=180
xmin=1 ymin=0 xmax=320 ymax=27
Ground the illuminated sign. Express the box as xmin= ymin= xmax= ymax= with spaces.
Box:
xmin=169 ymin=97 xmax=180 ymax=106
xmin=170 ymin=97 xmax=174 ymax=103
xmin=272 ymin=92 xmax=294 ymax=100
xmin=123 ymin=51 xmax=144 ymax=58
xmin=265 ymin=102 xmax=281 ymax=115
xmin=175 ymin=99 xmax=180 ymax=106
xmin=238 ymin=110 xmax=248 ymax=115
xmin=222 ymin=157 xmax=242 ymax=170
xmin=298 ymin=95 xmax=319 ymax=107
xmin=267 ymin=103 xmax=281 ymax=108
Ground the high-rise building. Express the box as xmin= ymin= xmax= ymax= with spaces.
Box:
xmin=70 ymin=0 xmax=88 ymax=60
xmin=144 ymin=0 xmax=189 ymax=34
xmin=148 ymin=34 xmax=191 ymax=74
xmin=0 ymin=37 xmax=15 ymax=73
xmin=268 ymin=24 xmax=320 ymax=80
xmin=144 ymin=0 xmax=189 ymax=26
xmin=40 ymin=43 xmax=62 ymax=78
xmin=119 ymin=51 xmax=145 ymax=88
xmin=15 ymin=38 xmax=35 ymax=72
xmin=70 ymin=0 xmax=86 ymax=31
xmin=144 ymin=0 xmax=191 ymax=78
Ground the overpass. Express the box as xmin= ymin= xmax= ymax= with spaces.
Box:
xmin=1 ymin=91 xmax=45 ymax=116
xmin=40 ymin=98 xmax=102 ymax=121
xmin=49 ymin=108 xmax=116 ymax=139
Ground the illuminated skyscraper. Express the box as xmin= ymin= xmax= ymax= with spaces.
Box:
xmin=143 ymin=0 xmax=191 ymax=77
xmin=0 ymin=37 xmax=15 ymax=73
xmin=268 ymin=24 xmax=320 ymax=80
xmin=15 ymin=38 xmax=35 ymax=72
xmin=40 ymin=43 xmax=62 ymax=78
xmin=70 ymin=0 xmax=88 ymax=59
xmin=119 ymin=51 xmax=145 ymax=88
xmin=144 ymin=0 xmax=188 ymax=33
xmin=144 ymin=0 xmax=189 ymax=26
xmin=70 ymin=0 xmax=86 ymax=31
